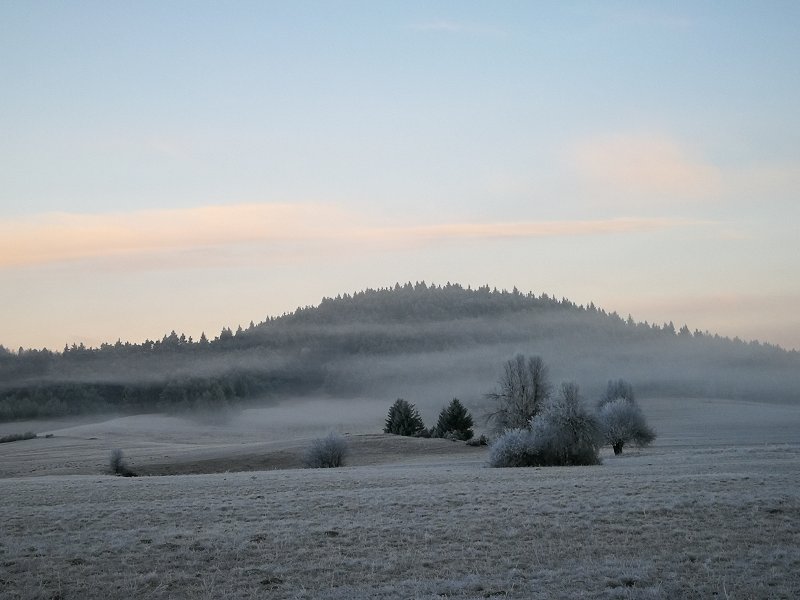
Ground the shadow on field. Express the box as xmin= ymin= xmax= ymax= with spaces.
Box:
xmin=134 ymin=434 xmax=487 ymax=476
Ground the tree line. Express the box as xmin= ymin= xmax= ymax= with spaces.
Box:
xmin=1 ymin=282 xmax=797 ymax=422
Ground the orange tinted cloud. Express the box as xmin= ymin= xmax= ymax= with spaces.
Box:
xmin=391 ymin=218 xmax=692 ymax=240
xmin=0 ymin=204 xmax=349 ymax=268
xmin=573 ymin=133 xmax=722 ymax=202
xmin=0 ymin=203 xmax=701 ymax=269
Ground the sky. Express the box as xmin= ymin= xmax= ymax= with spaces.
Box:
xmin=1 ymin=1 xmax=799 ymax=351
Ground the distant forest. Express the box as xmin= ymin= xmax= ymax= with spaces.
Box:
xmin=1 ymin=282 xmax=798 ymax=422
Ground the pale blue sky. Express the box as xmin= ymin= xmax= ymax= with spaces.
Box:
xmin=1 ymin=2 xmax=798 ymax=350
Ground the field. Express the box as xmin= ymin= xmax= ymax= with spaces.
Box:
xmin=1 ymin=397 xmax=799 ymax=599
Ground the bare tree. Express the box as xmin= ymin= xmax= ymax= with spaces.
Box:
xmin=485 ymin=354 xmax=551 ymax=433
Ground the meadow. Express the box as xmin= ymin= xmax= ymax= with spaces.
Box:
xmin=1 ymin=397 xmax=798 ymax=599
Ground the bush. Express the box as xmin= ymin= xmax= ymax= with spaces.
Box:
xmin=304 ymin=432 xmax=349 ymax=468
xmin=0 ymin=431 xmax=36 ymax=444
xmin=432 ymin=398 xmax=474 ymax=440
xmin=109 ymin=448 xmax=136 ymax=477
xmin=598 ymin=397 xmax=656 ymax=455
xmin=488 ymin=383 xmax=602 ymax=467
xmin=384 ymin=399 xmax=426 ymax=436
xmin=488 ymin=428 xmax=538 ymax=467
xmin=466 ymin=434 xmax=489 ymax=447
xmin=531 ymin=383 xmax=602 ymax=466
xmin=531 ymin=388 xmax=602 ymax=467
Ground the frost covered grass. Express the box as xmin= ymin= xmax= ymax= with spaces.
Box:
xmin=1 ymin=441 xmax=799 ymax=599
xmin=1 ymin=396 xmax=799 ymax=599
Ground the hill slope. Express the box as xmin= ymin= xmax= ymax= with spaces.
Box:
xmin=1 ymin=282 xmax=798 ymax=421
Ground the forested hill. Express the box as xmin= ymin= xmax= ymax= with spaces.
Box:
xmin=1 ymin=282 xmax=798 ymax=421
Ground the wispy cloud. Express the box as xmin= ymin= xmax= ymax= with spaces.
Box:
xmin=0 ymin=203 xmax=704 ymax=270
xmin=383 ymin=218 xmax=697 ymax=241
xmin=571 ymin=133 xmax=722 ymax=203
xmin=0 ymin=204 xmax=349 ymax=269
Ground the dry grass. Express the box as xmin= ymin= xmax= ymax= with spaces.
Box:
xmin=0 ymin=431 xmax=35 ymax=444
xmin=0 ymin=397 xmax=799 ymax=599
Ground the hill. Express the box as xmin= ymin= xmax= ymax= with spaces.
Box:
xmin=1 ymin=282 xmax=798 ymax=421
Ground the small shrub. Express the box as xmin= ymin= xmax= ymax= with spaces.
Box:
xmin=109 ymin=448 xmax=136 ymax=477
xmin=384 ymin=399 xmax=426 ymax=436
xmin=0 ymin=431 xmax=36 ymax=444
xmin=304 ymin=432 xmax=348 ymax=468
xmin=466 ymin=434 xmax=488 ymax=447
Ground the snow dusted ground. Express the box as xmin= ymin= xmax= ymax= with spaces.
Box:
xmin=1 ymin=396 xmax=799 ymax=599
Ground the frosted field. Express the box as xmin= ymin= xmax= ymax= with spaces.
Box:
xmin=1 ymin=397 xmax=799 ymax=599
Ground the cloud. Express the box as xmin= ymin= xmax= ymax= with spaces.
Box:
xmin=384 ymin=217 xmax=698 ymax=241
xmin=0 ymin=203 xmax=703 ymax=270
xmin=572 ymin=133 xmax=722 ymax=203
xmin=0 ymin=204 xmax=351 ymax=269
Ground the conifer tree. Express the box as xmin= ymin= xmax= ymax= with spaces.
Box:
xmin=384 ymin=399 xmax=426 ymax=436
xmin=433 ymin=398 xmax=474 ymax=440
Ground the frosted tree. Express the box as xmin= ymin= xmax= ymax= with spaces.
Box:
xmin=595 ymin=379 xmax=655 ymax=454
xmin=530 ymin=382 xmax=602 ymax=466
xmin=486 ymin=354 xmax=551 ymax=433
xmin=598 ymin=398 xmax=656 ymax=455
